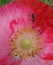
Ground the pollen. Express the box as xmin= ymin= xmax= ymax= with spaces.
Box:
xmin=10 ymin=27 xmax=42 ymax=59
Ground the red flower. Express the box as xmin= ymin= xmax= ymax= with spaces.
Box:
xmin=0 ymin=0 xmax=53 ymax=65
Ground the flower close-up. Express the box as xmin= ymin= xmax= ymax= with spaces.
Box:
xmin=0 ymin=0 xmax=53 ymax=65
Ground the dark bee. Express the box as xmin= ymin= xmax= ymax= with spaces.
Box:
xmin=32 ymin=13 xmax=35 ymax=22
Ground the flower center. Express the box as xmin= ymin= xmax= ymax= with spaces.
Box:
xmin=21 ymin=39 xmax=31 ymax=49
xmin=10 ymin=27 xmax=42 ymax=58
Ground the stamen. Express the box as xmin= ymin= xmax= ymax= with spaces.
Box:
xmin=9 ymin=28 xmax=42 ymax=58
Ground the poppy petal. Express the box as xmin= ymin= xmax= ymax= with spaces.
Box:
xmin=40 ymin=27 xmax=53 ymax=60
xmin=20 ymin=55 xmax=50 ymax=65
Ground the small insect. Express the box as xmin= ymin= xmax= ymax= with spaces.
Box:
xmin=32 ymin=13 xmax=36 ymax=22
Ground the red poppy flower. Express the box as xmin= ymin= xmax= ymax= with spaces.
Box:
xmin=0 ymin=0 xmax=53 ymax=65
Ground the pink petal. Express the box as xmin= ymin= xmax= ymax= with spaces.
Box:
xmin=0 ymin=2 xmax=33 ymax=36
xmin=46 ymin=60 xmax=53 ymax=65
xmin=20 ymin=56 xmax=50 ymax=65
xmin=0 ymin=55 xmax=22 ymax=65
xmin=40 ymin=43 xmax=53 ymax=60
xmin=0 ymin=1 xmax=34 ymax=64
xmin=40 ymin=27 xmax=53 ymax=60
xmin=0 ymin=27 xmax=11 ymax=61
